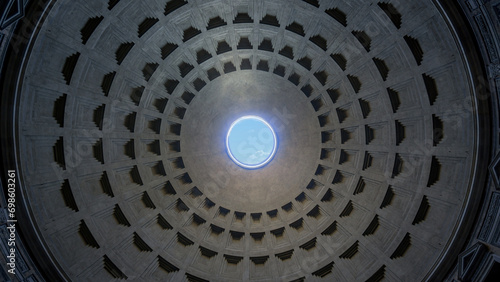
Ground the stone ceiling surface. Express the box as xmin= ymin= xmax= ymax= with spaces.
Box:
xmin=7 ymin=0 xmax=489 ymax=281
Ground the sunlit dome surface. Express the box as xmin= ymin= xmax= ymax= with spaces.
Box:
xmin=226 ymin=116 xmax=277 ymax=169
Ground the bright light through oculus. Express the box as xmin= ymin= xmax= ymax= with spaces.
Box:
xmin=226 ymin=116 xmax=277 ymax=169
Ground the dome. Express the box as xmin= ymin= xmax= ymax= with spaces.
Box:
xmin=0 ymin=0 xmax=499 ymax=281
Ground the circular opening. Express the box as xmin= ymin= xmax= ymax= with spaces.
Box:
xmin=226 ymin=116 xmax=277 ymax=169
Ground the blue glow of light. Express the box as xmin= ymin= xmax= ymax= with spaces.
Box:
xmin=226 ymin=116 xmax=277 ymax=169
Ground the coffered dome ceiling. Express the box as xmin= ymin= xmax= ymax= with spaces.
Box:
xmin=5 ymin=0 xmax=493 ymax=281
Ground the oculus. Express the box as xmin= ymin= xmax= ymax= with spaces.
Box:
xmin=226 ymin=116 xmax=277 ymax=169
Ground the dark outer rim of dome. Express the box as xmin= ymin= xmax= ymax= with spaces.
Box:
xmin=0 ymin=0 xmax=69 ymax=281
xmin=425 ymin=0 xmax=491 ymax=281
